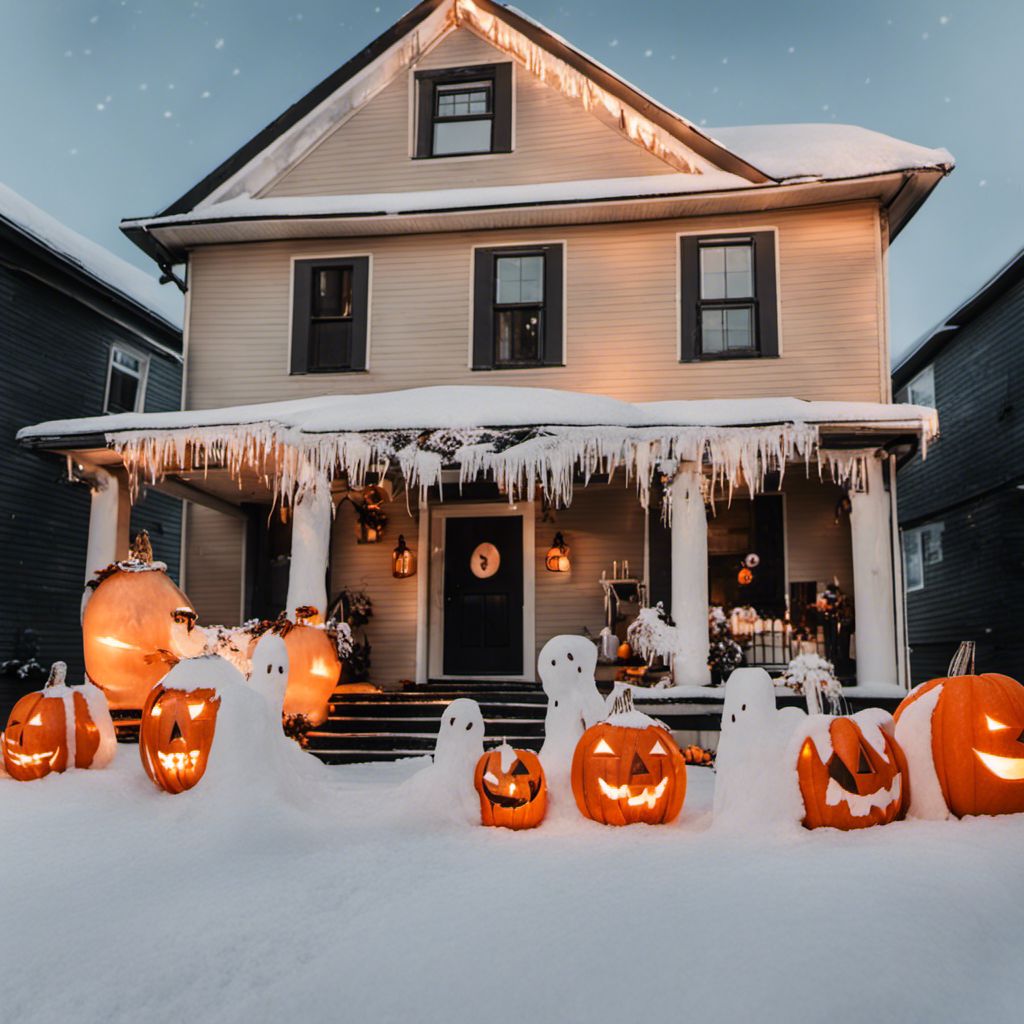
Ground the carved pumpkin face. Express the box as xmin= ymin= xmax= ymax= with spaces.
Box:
xmin=572 ymin=719 xmax=687 ymax=825
xmin=895 ymin=673 xmax=1024 ymax=818
xmin=280 ymin=624 xmax=342 ymax=727
xmin=474 ymin=746 xmax=547 ymax=830
xmin=83 ymin=566 xmax=198 ymax=710
xmin=140 ymin=685 xmax=220 ymax=793
xmin=2 ymin=664 xmax=103 ymax=781
xmin=797 ymin=714 xmax=908 ymax=830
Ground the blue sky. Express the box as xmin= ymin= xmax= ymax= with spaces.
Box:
xmin=1 ymin=0 xmax=1020 ymax=360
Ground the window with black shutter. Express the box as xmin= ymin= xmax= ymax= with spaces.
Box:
xmin=472 ymin=244 xmax=564 ymax=369
xmin=415 ymin=63 xmax=513 ymax=158
xmin=290 ymin=256 xmax=370 ymax=374
xmin=679 ymin=232 xmax=779 ymax=361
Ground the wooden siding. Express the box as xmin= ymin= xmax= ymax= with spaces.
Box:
xmin=186 ymin=201 xmax=885 ymax=409
xmin=783 ymin=472 xmax=855 ymax=597
xmin=183 ymin=504 xmax=244 ymax=625
xmin=265 ymin=28 xmax=674 ymax=198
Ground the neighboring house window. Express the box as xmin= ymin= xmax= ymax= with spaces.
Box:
xmin=680 ymin=232 xmax=779 ymax=361
xmin=105 ymin=345 xmax=148 ymax=413
xmin=472 ymin=244 xmax=564 ymax=369
xmin=903 ymin=522 xmax=944 ymax=592
xmin=290 ymin=257 xmax=370 ymax=374
xmin=415 ymin=63 xmax=513 ymax=158
xmin=905 ymin=364 xmax=936 ymax=407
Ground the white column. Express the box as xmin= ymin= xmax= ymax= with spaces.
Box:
xmin=849 ymin=455 xmax=898 ymax=687
xmin=670 ymin=462 xmax=711 ymax=686
xmin=286 ymin=476 xmax=332 ymax=621
xmin=83 ymin=466 xmax=121 ymax=586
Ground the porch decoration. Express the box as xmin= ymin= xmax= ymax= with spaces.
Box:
xmin=893 ymin=641 xmax=1024 ymax=818
xmin=391 ymin=535 xmax=417 ymax=578
xmin=353 ymin=485 xmax=388 ymax=543
xmin=796 ymin=711 xmax=908 ymax=830
xmin=737 ymin=566 xmax=753 ymax=586
xmin=681 ymin=744 xmax=715 ymax=767
xmin=780 ymin=652 xmax=843 ymax=715
xmin=571 ymin=689 xmax=686 ymax=826
xmin=474 ymin=743 xmax=547 ymax=829
xmin=82 ymin=531 xmax=202 ymax=710
xmin=544 ymin=532 xmax=570 ymax=572
xmin=469 ymin=542 xmax=500 ymax=579
xmin=708 ymin=606 xmax=743 ymax=685
xmin=2 ymin=662 xmax=115 ymax=781
xmin=140 ymin=680 xmax=221 ymax=794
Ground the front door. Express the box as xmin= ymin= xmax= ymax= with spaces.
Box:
xmin=443 ymin=515 xmax=524 ymax=676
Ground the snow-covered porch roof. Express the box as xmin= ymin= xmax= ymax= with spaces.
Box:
xmin=18 ymin=386 xmax=937 ymax=509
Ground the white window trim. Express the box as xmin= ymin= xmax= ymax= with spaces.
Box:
xmin=907 ymin=363 xmax=936 ymax=407
xmin=902 ymin=521 xmax=943 ymax=594
xmin=103 ymin=343 xmax=150 ymax=414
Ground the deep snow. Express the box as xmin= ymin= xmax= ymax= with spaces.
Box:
xmin=2 ymin=751 xmax=1020 ymax=1024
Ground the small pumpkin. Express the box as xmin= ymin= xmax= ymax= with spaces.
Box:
xmin=2 ymin=663 xmax=114 ymax=781
xmin=796 ymin=711 xmax=908 ymax=830
xmin=474 ymin=744 xmax=547 ymax=830
xmin=616 ymin=641 xmax=632 ymax=661
xmin=140 ymin=682 xmax=221 ymax=793
xmin=894 ymin=644 xmax=1024 ymax=818
xmin=572 ymin=710 xmax=686 ymax=826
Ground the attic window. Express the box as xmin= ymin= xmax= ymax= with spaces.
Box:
xmin=415 ymin=63 xmax=512 ymax=158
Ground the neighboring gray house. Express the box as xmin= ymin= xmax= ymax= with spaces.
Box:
xmin=894 ymin=248 xmax=1024 ymax=683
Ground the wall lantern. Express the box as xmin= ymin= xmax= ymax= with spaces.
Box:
xmin=392 ymin=535 xmax=417 ymax=578
xmin=545 ymin=532 xmax=571 ymax=573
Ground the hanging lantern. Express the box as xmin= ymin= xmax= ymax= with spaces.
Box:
xmin=354 ymin=501 xmax=387 ymax=544
xmin=545 ymin=532 xmax=571 ymax=573
xmin=392 ymin=535 xmax=417 ymax=578
xmin=737 ymin=567 xmax=754 ymax=586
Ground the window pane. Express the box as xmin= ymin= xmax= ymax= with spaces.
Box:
xmin=496 ymin=255 xmax=544 ymax=304
xmin=107 ymin=367 xmax=139 ymax=413
xmin=724 ymin=245 xmax=753 ymax=297
xmin=725 ymin=306 xmax=754 ymax=350
xmin=903 ymin=532 xmax=924 ymax=591
xmin=313 ymin=268 xmax=352 ymax=318
xmin=908 ymin=365 xmax=935 ymax=407
xmin=112 ymin=348 xmax=141 ymax=374
xmin=436 ymin=84 xmax=491 ymax=117
xmin=922 ymin=522 xmax=944 ymax=565
xmin=433 ymin=118 xmax=491 ymax=155
xmin=310 ymin=320 xmax=352 ymax=370
xmin=700 ymin=307 xmax=725 ymax=353
xmin=496 ymin=307 xmax=542 ymax=364
xmin=700 ymin=246 xmax=726 ymax=299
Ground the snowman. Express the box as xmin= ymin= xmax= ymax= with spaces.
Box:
xmin=712 ymin=668 xmax=805 ymax=829
xmin=538 ymin=635 xmax=606 ymax=795
xmin=248 ymin=632 xmax=290 ymax=714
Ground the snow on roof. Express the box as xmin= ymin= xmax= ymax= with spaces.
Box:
xmin=0 ymin=181 xmax=183 ymax=330
xmin=707 ymin=124 xmax=954 ymax=183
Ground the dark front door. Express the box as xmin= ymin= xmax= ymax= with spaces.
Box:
xmin=443 ymin=515 xmax=524 ymax=676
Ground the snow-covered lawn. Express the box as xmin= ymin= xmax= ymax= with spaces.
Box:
xmin=3 ymin=753 xmax=1021 ymax=1024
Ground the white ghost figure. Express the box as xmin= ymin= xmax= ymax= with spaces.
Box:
xmin=400 ymin=698 xmax=485 ymax=825
xmin=538 ymin=635 xmax=606 ymax=795
xmin=713 ymin=667 xmax=805 ymax=830
xmin=248 ymin=633 xmax=290 ymax=714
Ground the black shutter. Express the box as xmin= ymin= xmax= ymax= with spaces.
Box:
xmin=492 ymin=63 xmax=513 ymax=152
xmin=348 ymin=257 xmax=370 ymax=370
xmin=541 ymin=244 xmax=564 ymax=366
xmin=679 ymin=236 xmax=701 ymax=362
xmin=290 ymin=257 xmax=370 ymax=374
xmin=290 ymin=260 xmax=313 ymax=374
xmin=472 ymin=248 xmax=495 ymax=369
xmin=415 ymin=73 xmax=434 ymax=158
xmin=752 ymin=230 xmax=779 ymax=357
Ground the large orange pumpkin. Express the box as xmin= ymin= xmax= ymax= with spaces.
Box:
xmin=83 ymin=548 xmax=199 ymax=710
xmin=279 ymin=620 xmax=342 ymax=727
xmin=474 ymin=745 xmax=547 ymax=830
xmin=140 ymin=683 xmax=221 ymax=793
xmin=2 ymin=663 xmax=113 ymax=781
xmin=894 ymin=663 xmax=1024 ymax=818
xmin=572 ymin=713 xmax=687 ymax=826
xmin=796 ymin=712 xmax=908 ymax=830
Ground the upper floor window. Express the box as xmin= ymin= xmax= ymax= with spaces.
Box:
xmin=415 ymin=63 xmax=512 ymax=158
xmin=680 ymin=231 xmax=778 ymax=361
xmin=472 ymin=244 xmax=564 ymax=369
xmin=903 ymin=521 xmax=944 ymax=592
xmin=105 ymin=344 xmax=148 ymax=413
xmin=290 ymin=256 xmax=370 ymax=374
xmin=901 ymin=364 xmax=935 ymax=407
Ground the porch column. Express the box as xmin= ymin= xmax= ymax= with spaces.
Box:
xmin=81 ymin=464 xmax=131 ymax=617
xmin=849 ymin=454 xmax=899 ymax=687
xmin=286 ymin=475 xmax=332 ymax=621
xmin=670 ymin=462 xmax=711 ymax=686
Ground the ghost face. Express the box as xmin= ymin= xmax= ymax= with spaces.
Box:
xmin=249 ymin=634 xmax=290 ymax=712
xmin=538 ymin=635 xmax=598 ymax=695
xmin=433 ymin=698 xmax=485 ymax=770
xmin=721 ymin=668 xmax=778 ymax=733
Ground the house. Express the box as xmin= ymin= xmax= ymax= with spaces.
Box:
xmin=17 ymin=0 xmax=951 ymax=754
xmin=0 ymin=183 xmax=183 ymax=696
xmin=893 ymin=248 xmax=1024 ymax=683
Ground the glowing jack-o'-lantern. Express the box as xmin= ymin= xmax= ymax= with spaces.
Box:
xmin=894 ymin=656 xmax=1024 ymax=818
xmin=140 ymin=683 xmax=221 ymax=793
xmin=572 ymin=713 xmax=687 ymax=825
xmin=82 ymin=534 xmax=200 ymax=709
xmin=796 ymin=712 xmax=908 ymax=830
xmin=474 ymin=744 xmax=547 ymax=829
xmin=2 ymin=663 xmax=114 ymax=781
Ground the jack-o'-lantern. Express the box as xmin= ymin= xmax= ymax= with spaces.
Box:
xmin=572 ymin=711 xmax=687 ymax=825
xmin=796 ymin=712 xmax=908 ymax=830
xmin=474 ymin=744 xmax=547 ymax=829
xmin=140 ymin=683 xmax=221 ymax=793
xmin=2 ymin=663 xmax=113 ymax=781
xmin=894 ymin=648 xmax=1024 ymax=818
xmin=82 ymin=532 xmax=200 ymax=710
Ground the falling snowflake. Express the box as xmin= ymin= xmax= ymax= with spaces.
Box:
xmin=787 ymin=46 xmax=795 ymax=54
xmin=865 ymin=77 xmax=871 ymax=85
xmin=644 ymin=48 xmax=652 ymax=57
xmin=89 ymin=14 xmax=99 ymax=23
xmin=163 ymin=110 xmax=173 ymax=119
xmin=201 ymin=90 xmax=211 ymax=99
xmin=922 ymin=31 xmax=929 ymax=39
xmin=139 ymin=83 xmax=148 ymax=90
xmin=232 ymin=67 xmax=240 ymax=76
xmin=822 ymin=104 xmax=829 ymax=111
xmin=979 ymin=179 xmax=987 ymax=187
xmin=609 ymin=38 xmax=618 ymax=47
xmin=939 ymin=14 xmax=950 ymax=25
xmin=96 ymin=102 xmax=105 ymax=111
xmin=214 ymin=38 xmax=224 ymax=49
xmin=64 ymin=49 xmax=72 ymax=57
xmin=69 ymin=147 xmax=78 ymax=155
xmin=721 ymin=57 xmax=728 ymax=64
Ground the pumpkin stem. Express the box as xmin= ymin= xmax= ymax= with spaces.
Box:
xmin=45 ymin=661 xmax=67 ymax=688
xmin=609 ymin=683 xmax=634 ymax=717
xmin=948 ymin=641 xmax=975 ymax=676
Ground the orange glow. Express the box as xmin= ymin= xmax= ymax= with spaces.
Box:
xmin=96 ymin=635 xmax=137 ymax=651
xmin=985 ymin=715 xmax=1009 ymax=731
xmin=974 ymin=749 xmax=1024 ymax=781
